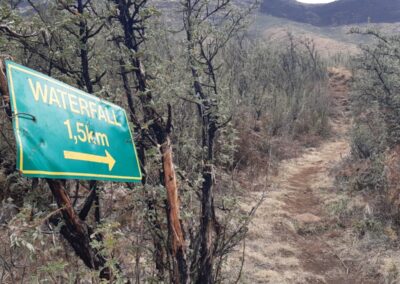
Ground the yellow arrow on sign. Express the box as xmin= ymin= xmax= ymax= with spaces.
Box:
xmin=64 ymin=150 xmax=116 ymax=171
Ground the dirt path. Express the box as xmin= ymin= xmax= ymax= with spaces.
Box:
xmin=236 ymin=68 xmax=360 ymax=283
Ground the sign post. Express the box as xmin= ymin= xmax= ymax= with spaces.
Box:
xmin=6 ymin=60 xmax=142 ymax=182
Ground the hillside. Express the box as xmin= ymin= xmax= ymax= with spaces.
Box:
xmin=260 ymin=0 xmax=400 ymax=26
xmin=251 ymin=14 xmax=360 ymax=57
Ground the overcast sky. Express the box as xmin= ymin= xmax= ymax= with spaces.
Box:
xmin=296 ymin=0 xmax=337 ymax=3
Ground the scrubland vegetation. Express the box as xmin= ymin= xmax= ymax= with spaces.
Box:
xmin=1 ymin=0 xmax=400 ymax=283
xmin=338 ymin=29 xmax=400 ymax=231
xmin=331 ymin=30 xmax=400 ymax=282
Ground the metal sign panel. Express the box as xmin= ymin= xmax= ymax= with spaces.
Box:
xmin=6 ymin=61 xmax=142 ymax=182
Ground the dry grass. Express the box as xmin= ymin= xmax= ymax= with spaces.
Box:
xmin=224 ymin=67 xmax=379 ymax=283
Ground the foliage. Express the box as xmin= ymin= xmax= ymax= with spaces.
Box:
xmin=351 ymin=29 xmax=400 ymax=147
xmin=338 ymin=29 xmax=400 ymax=237
xmin=226 ymin=35 xmax=329 ymax=138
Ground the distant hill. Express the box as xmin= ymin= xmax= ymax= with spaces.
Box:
xmin=260 ymin=0 xmax=400 ymax=26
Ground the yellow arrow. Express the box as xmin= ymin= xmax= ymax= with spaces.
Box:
xmin=64 ymin=150 xmax=116 ymax=171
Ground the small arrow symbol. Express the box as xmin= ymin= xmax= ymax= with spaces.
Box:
xmin=64 ymin=150 xmax=116 ymax=171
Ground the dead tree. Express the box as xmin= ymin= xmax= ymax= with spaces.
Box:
xmin=180 ymin=0 xmax=256 ymax=282
xmin=109 ymin=1 xmax=188 ymax=283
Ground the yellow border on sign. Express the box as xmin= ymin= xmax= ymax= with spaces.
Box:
xmin=8 ymin=64 xmax=24 ymax=171
xmin=22 ymin=170 xmax=140 ymax=180
xmin=7 ymin=62 xmax=142 ymax=181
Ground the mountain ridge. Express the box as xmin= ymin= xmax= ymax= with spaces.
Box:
xmin=260 ymin=0 xmax=400 ymax=26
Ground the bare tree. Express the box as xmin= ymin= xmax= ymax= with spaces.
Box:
xmin=180 ymin=1 xmax=257 ymax=282
xmin=108 ymin=1 xmax=188 ymax=282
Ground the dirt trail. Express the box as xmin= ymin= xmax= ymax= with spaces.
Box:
xmin=237 ymin=68 xmax=359 ymax=283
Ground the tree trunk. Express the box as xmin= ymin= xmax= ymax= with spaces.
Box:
xmin=197 ymin=123 xmax=218 ymax=284
xmin=77 ymin=0 xmax=93 ymax=93
xmin=47 ymin=180 xmax=112 ymax=280
xmin=197 ymin=167 xmax=214 ymax=284
xmin=113 ymin=2 xmax=189 ymax=281
xmin=183 ymin=11 xmax=219 ymax=282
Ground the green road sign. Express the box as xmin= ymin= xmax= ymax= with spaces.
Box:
xmin=6 ymin=61 xmax=142 ymax=182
